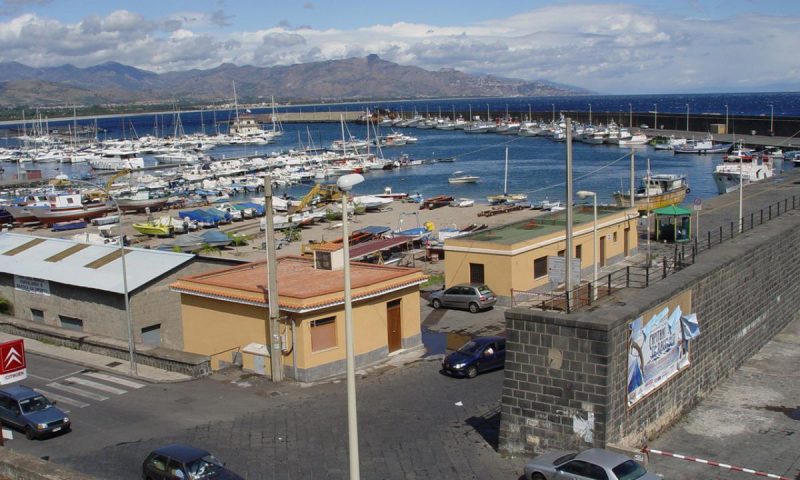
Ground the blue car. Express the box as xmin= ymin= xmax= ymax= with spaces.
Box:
xmin=0 ymin=385 xmax=70 ymax=440
xmin=441 ymin=336 xmax=506 ymax=378
xmin=143 ymin=444 xmax=244 ymax=480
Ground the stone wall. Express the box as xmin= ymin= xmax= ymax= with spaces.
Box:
xmin=499 ymin=209 xmax=800 ymax=456
xmin=0 ymin=448 xmax=96 ymax=480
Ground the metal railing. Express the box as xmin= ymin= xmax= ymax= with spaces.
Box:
xmin=512 ymin=194 xmax=799 ymax=312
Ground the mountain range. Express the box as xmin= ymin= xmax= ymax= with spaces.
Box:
xmin=0 ymin=55 xmax=587 ymax=107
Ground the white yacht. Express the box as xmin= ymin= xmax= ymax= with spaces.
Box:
xmin=712 ymin=148 xmax=774 ymax=194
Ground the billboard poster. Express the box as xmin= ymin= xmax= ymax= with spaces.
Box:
xmin=627 ymin=291 xmax=699 ymax=406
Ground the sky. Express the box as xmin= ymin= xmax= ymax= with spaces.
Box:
xmin=0 ymin=0 xmax=798 ymax=95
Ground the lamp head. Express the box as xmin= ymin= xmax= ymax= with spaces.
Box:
xmin=336 ymin=173 xmax=364 ymax=192
xmin=576 ymin=190 xmax=596 ymax=199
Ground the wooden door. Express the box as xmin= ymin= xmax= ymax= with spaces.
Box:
xmin=624 ymin=227 xmax=630 ymax=257
xmin=387 ymin=300 xmax=402 ymax=352
xmin=599 ymin=236 xmax=607 ymax=267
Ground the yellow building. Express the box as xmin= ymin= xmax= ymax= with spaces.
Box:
xmin=443 ymin=206 xmax=639 ymax=302
xmin=170 ymin=250 xmax=427 ymax=382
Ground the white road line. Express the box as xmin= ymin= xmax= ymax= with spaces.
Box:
xmin=64 ymin=377 xmax=127 ymax=395
xmin=83 ymin=372 xmax=145 ymax=389
xmin=47 ymin=383 xmax=109 ymax=402
xmin=35 ymin=389 xmax=89 ymax=409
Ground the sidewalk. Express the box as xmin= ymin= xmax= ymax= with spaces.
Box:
xmin=0 ymin=332 xmax=191 ymax=383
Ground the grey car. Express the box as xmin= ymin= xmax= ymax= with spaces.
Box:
xmin=428 ymin=283 xmax=497 ymax=313
xmin=524 ymin=448 xmax=660 ymax=480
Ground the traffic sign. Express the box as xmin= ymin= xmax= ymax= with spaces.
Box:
xmin=0 ymin=339 xmax=26 ymax=385
xmin=693 ymin=198 xmax=702 ymax=211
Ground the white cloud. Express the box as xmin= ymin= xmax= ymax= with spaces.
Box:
xmin=0 ymin=4 xmax=797 ymax=93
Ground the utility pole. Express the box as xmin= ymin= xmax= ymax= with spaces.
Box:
xmin=264 ymin=177 xmax=283 ymax=382
xmin=565 ymin=117 xmax=574 ymax=309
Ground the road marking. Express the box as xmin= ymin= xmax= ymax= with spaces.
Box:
xmin=36 ymin=388 xmax=90 ymax=408
xmin=47 ymin=382 xmax=109 ymax=402
xmin=64 ymin=377 xmax=127 ymax=395
xmin=83 ymin=372 xmax=145 ymax=389
xmin=27 ymin=369 xmax=84 ymax=382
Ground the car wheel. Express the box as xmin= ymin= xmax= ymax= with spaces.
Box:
xmin=468 ymin=302 xmax=480 ymax=313
xmin=530 ymin=474 xmax=546 ymax=480
xmin=25 ymin=426 xmax=35 ymax=440
xmin=431 ymin=299 xmax=442 ymax=309
xmin=466 ymin=365 xmax=478 ymax=378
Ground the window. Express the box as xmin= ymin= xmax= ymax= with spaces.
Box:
xmin=30 ymin=308 xmax=44 ymax=323
xmin=167 ymin=459 xmax=186 ymax=479
xmin=534 ymin=256 xmax=548 ymax=279
xmin=315 ymin=251 xmax=332 ymax=270
xmin=59 ymin=315 xmax=83 ymax=331
xmin=469 ymin=263 xmax=485 ymax=284
xmin=310 ymin=317 xmax=336 ymax=352
xmin=575 ymin=244 xmax=582 ymax=259
xmin=557 ymin=249 xmax=565 ymax=257
xmin=141 ymin=324 xmax=161 ymax=346
xmin=613 ymin=231 xmax=618 ymax=242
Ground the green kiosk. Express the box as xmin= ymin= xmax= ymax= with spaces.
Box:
xmin=653 ymin=204 xmax=692 ymax=243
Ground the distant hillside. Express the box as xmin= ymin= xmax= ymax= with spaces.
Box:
xmin=0 ymin=55 xmax=589 ymax=107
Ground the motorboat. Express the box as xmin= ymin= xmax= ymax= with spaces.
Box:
xmin=673 ymin=135 xmax=732 ymax=154
xmin=132 ymin=217 xmax=174 ymax=237
xmin=712 ymin=150 xmax=774 ymax=194
xmin=651 ymin=135 xmax=687 ymax=150
xmin=115 ymin=191 xmax=170 ymax=213
xmin=450 ymin=198 xmax=475 ymax=208
xmin=448 ymin=171 xmax=480 ymax=184
xmin=352 ymin=195 xmax=394 ymax=211
xmin=613 ymin=173 xmax=689 ymax=212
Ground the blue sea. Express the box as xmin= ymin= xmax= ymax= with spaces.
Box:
xmin=1 ymin=92 xmax=797 ymax=206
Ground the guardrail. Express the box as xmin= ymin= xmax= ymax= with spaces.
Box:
xmin=512 ymin=194 xmax=799 ymax=312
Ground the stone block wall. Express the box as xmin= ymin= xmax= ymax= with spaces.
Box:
xmin=500 ymin=210 xmax=800 ymax=456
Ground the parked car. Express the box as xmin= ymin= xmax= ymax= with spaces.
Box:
xmin=524 ymin=448 xmax=659 ymax=480
xmin=441 ymin=336 xmax=506 ymax=378
xmin=0 ymin=385 xmax=70 ymax=440
xmin=428 ymin=283 xmax=497 ymax=313
xmin=142 ymin=444 xmax=244 ymax=480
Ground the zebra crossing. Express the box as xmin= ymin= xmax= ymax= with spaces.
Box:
xmin=37 ymin=371 xmax=146 ymax=409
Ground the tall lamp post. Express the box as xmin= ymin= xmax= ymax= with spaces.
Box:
xmin=769 ymin=103 xmax=774 ymax=135
xmin=337 ymin=173 xmax=364 ymax=480
xmin=628 ymin=103 xmax=632 ymax=128
xmin=552 ymin=103 xmax=555 ymax=123
xmin=653 ymin=104 xmax=657 ymax=130
xmin=685 ymin=104 xmax=690 ymax=131
xmin=69 ymin=178 xmax=137 ymax=376
xmin=577 ymin=191 xmax=598 ymax=300
xmin=724 ymin=104 xmax=729 ymax=134
xmin=588 ymin=103 xmax=592 ymax=125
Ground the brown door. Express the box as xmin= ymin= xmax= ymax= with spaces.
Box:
xmin=624 ymin=227 xmax=630 ymax=257
xmin=599 ymin=236 xmax=607 ymax=267
xmin=387 ymin=299 xmax=401 ymax=352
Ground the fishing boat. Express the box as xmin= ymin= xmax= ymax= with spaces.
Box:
xmin=115 ymin=191 xmax=170 ymax=213
xmin=448 ymin=171 xmax=480 ymax=184
xmin=132 ymin=217 xmax=173 ymax=237
xmin=487 ymin=147 xmax=528 ymax=204
xmin=30 ymin=193 xmax=113 ymax=226
xmin=420 ymin=195 xmax=453 ymax=210
xmin=712 ymin=150 xmax=774 ymax=194
xmin=673 ymin=135 xmax=732 ymax=154
xmin=613 ymin=173 xmax=690 ymax=212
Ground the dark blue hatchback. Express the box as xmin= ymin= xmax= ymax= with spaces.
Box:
xmin=143 ymin=444 xmax=244 ymax=480
xmin=0 ymin=385 xmax=70 ymax=440
xmin=441 ymin=336 xmax=506 ymax=378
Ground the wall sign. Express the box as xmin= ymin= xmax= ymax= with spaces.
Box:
xmin=14 ymin=275 xmax=50 ymax=296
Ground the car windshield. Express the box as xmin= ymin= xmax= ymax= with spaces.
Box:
xmin=457 ymin=341 xmax=482 ymax=355
xmin=612 ymin=460 xmax=647 ymax=480
xmin=477 ymin=285 xmax=493 ymax=295
xmin=184 ymin=455 xmax=223 ymax=479
xmin=19 ymin=395 xmax=52 ymax=414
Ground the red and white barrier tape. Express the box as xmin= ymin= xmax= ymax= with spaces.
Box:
xmin=644 ymin=447 xmax=792 ymax=480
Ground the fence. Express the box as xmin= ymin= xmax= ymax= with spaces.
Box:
xmin=512 ymin=194 xmax=800 ymax=312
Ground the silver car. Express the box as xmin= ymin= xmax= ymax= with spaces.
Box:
xmin=428 ymin=283 xmax=497 ymax=313
xmin=524 ymin=448 xmax=660 ymax=480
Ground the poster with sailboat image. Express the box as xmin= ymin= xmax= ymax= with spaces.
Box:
xmin=627 ymin=291 xmax=700 ymax=407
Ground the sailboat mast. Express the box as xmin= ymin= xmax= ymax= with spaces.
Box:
xmin=232 ymin=81 xmax=240 ymax=124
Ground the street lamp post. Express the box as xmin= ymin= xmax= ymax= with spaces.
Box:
xmin=738 ymin=154 xmax=743 ymax=233
xmin=628 ymin=103 xmax=632 ymax=128
xmin=577 ymin=191 xmax=598 ymax=300
xmin=770 ymin=103 xmax=774 ymax=135
xmin=685 ymin=104 xmax=690 ymax=131
xmin=724 ymin=104 xmax=729 ymax=134
xmin=588 ymin=103 xmax=592 ymax=125
xmin=552 ymin=103 xmax=555 ymax=123
xmin=653 ymin=104 xmax=657 ymax=130
xmin=337 ymin=173 xmax=365 ymax=480
xmin=69 ymin=178 xmax=137 ymax=375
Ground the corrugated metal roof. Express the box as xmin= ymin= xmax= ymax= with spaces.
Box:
xmin=0 ymin=233 xmax=194 ymax=294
